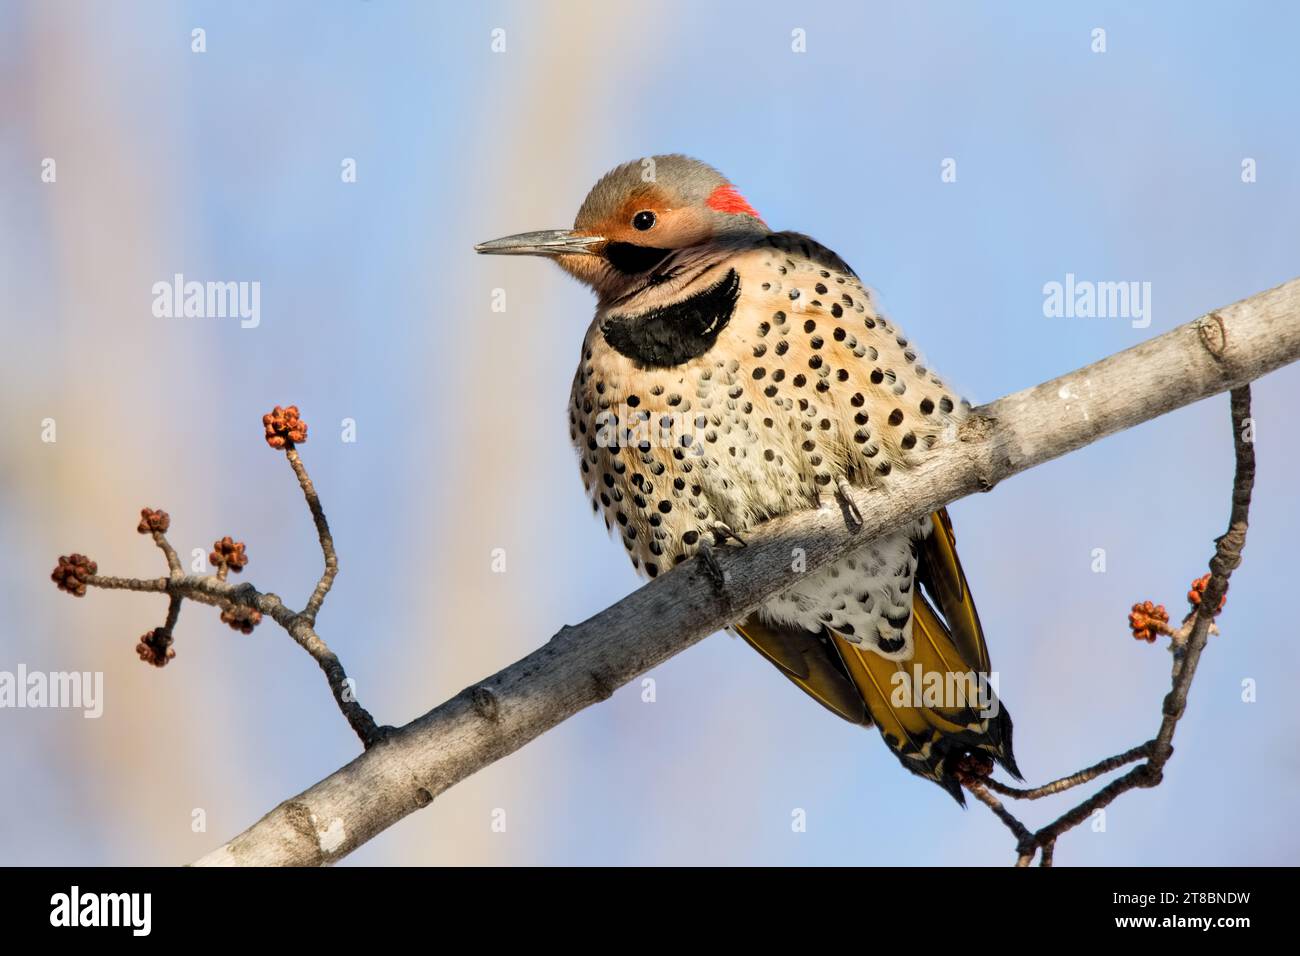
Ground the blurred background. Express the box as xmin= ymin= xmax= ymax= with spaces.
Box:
xmin=2 ymin=1 xmax=1298 ymax=866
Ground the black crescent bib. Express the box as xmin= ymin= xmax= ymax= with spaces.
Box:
xmin=600 ymin=268 xmax=740 ymax=368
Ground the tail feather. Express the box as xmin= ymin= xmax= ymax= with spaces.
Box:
xmin=918 ymin=508 xmax=990 ymax=673
xmin=916 ymin=509 xmax=1021 ymax=782
xmin=731 ymin=508 xmax=1019 ymax=802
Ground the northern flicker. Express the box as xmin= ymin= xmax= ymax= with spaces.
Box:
xmin=477 ymin=155 xmax=1019 ymax=801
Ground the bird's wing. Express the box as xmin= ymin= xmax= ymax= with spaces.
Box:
xmin=731 ymin=617 xmax=869 ymax=725
xmin=733 ymin=515 xmax=1020 ymax=800
xmin=734 ymin=578 xmax=1012 ymax=804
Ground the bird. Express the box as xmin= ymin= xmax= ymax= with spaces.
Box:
xmin=476 ymin=154 xmax=1018 ymax=802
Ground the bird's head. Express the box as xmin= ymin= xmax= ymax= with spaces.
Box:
xmin=475 ymin=154 xmax=768 ymax=301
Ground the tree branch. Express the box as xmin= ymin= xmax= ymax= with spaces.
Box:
xmin=182 ymin=277 xmax=1299 ymax=866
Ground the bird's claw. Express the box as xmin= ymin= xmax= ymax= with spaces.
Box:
xmin=697 ymin=539 xmax=727 ymax=590
xmin=836 ymin=479 xmax=863 ymax=527
xmin=711 ymin=523 xmax=747 ymax=547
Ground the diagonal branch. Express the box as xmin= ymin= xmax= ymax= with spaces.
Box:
xmin=190 ymin=276 xmax=1300 ymax=866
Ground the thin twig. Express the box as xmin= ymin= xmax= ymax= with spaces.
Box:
xmin=86 ymin=574 xmax=168 ymax=593
xmin=983 ymin=742 xmax=1152 ymax=800
xmin=151 ymin=529 xmax=182 ymax=577
xmin=287 ymin=447 xmax=338 ymax=623
xmin=967 ymin=385 xmax=1255 ymax=864
xmin=81 ymin=569 xmax=384 ymax=748
xmin=163 ymin=593 xmax=182 ymax=632
xmin=62 ymin=409 xmax=384 ymax=750
xmin=1154 ymin=386 xmax=1254 ymax=761
xmin=966 ymin=780 xmax=1035 ymax=850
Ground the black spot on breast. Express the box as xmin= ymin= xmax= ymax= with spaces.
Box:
xmin=600 ymin=269 xmax=741 ymax=368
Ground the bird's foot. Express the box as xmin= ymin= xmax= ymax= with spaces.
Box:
xmin=696 ymin=539 xmax=727 ymax=590
xmin=836 ymin=479 xmax=863 ymax=527
xmin=695 ymin=523 xmax=744 ymax=592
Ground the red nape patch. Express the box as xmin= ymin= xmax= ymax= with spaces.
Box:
xmin=706 ymin=184 xmax=764 ymax=221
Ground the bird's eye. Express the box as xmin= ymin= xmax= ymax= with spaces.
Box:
xmin=632 ymin=210 xmax=657 ymax=231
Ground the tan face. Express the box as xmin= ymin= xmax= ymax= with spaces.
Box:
xmin=474 ymin=155 xmax=767 ymax=301
xmin=573 ymin=184 xmax=716 ymax=252
xmin=539 ymin=185 xmax=717 ymax=293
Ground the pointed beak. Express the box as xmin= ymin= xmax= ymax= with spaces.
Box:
xmin=474 ymin=229 xmax=605 ymax=257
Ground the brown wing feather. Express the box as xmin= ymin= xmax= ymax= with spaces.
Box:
xmin=732 ymin=617 xmax=869 ymax=725
xmin=733 ymin=509 xmax=1021 ymax=798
